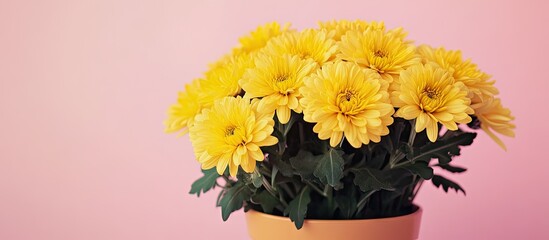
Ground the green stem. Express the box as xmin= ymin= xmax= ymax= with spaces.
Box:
xmin=306 ymin=181 xmax=327 ymax=197
xmin=278 ymin=182 xmax=295 ymax=199
xmin=411 ymin=179 xmax=424 ymax=202
xmin=262 ymin=176 xmax=288 ymax=208
xmin=388 ymin=120 xmax=418 ymax=169
xmin=408 ymin=119 xmax=417 ymax=147
xmin=355 ymin=190 xmax=376 ymax=217
xmin=298 ymin=122 xmax=304 ymax=146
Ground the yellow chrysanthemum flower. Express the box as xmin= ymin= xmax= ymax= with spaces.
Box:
xmin=240 ymin=54 xmax=317 ymax=124
xmin=417 ymin=45 xmax=499 ymax=100
xmin=318 ymin=19 xmax=385 ymax=41
xmin=263 ymin=29 xmax=338 ymax=65
xmin=233 ymin=22 xmax=292 ymax=55
xmin=301 ymin=61 xmax=394 ymax=148
xmin=200 ymin=54 xmax=255 ymax=108
xmin=164 ymin=79 xmax=203 ymax=135
xmin=338 ymin=29 xmax=420 ymax=83
xmin=393 ymin=64 xmax=473 ymax=142
xmin=473 ymin=96 xmax=515 ymax=150
xmin=189 ymin=97 xmax=279 ymax=177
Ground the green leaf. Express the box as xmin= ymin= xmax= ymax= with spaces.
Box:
xmin=289 ymin=150 xmax=317 ymax=180
xmin=270 ymin=154 xmax=294 ymax=177
xmin=402 ymin=161 xmax=434 ymax=180
xmin=413 ymin=131 xmax=477 ymax=164
xmin=435 ymin=163 xmax=467 ymax=173
xmin=219 ymin=182 xmax=253 ymax=221
xmin=313 ymin=149 xmax=345 ymax=187
xmin=284 ymin=186 xmax=311 ymax=229
xmin=355 ymin=190 xmax=376 ymax=217
xmin=335 ymin=186 xmax=357 ymax=219
xmin=431 ymin=175 xmax=466 ymax=195
xmin=351 ymin=167 xmax=395 ymax=192
xmin=251 ymin=190 xmax=280 ymax=214
xmin=398 ymin=143 xmax=415 ymax=160
xmin=216 ymin=189 xmax=226 ymax=207
xmin=250 ymin=170 xmax=263 ymax=188
xmin=189 ymin=168 xmax=219 ymax=197
xmin=308 ymin=196 xmax=337 ymax=219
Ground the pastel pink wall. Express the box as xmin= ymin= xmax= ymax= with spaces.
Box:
xmin=1 ymin=0 xmax=547 ymax=239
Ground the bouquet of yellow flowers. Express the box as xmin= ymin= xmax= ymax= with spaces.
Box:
xmin=165 ymin=20 xmax=515 ymax=229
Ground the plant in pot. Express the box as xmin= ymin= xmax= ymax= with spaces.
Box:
xmin=165 ymin=20 xmax=515 ymax=240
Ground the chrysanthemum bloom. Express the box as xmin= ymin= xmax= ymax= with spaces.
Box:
xmin=338 ymin=29 xmax=420 ymax=83
xmin=263 ymin=29 xmax=338 ymax=65
xmin=300 ymin=61 xmax=394 ymax=148
xmin=200 ymin=54 xmax=254 ymax=108
xmin=417 ymin=45 xmax=499 ymax=101
xmin=233 ymin=22 xmax=292 ymax=55
xmin=318 ymin=20 xmax=385 ymax=41
xmin=240 ymin=54 xmax=317 ymax=124
xmin=473 ymin=96 xmax=515 ymax=150
xmin=393 ymin=64 xmax=474 ymax=142
xmin=164 ymin=79 xmax=203 ymax=135
xmin=189 ymin=97 xmax=278 ymax=177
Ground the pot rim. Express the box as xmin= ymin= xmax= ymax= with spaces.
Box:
xmin=246 ymin=205 xmax=422 ymax=223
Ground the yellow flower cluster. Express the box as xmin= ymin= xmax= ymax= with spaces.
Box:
xmin=165 ymin=20 xmax=515 ymax=176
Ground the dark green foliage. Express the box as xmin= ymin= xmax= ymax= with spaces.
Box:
xmin=435 ymin=163 xmax=467 ymax=173
xmin=285 ymin=186 xmax=311 ymax=229
xmin=190 ymin=117 xmax=478 ymax=229
xmin=334 ymin=185 xmax=357 ymax=219
xmin=431 ymin=175 xmax=466 ymax=195
xmin=313 ymin=149 xmax=345 ymax=188
xmin=401 ymin=162 xmax=434 ymax=180
xmin=351 ymin=167 xmax=395 ymax=192
xmin=289 ymin=150 xmax=317 ymax=180
xmin=251 ymin=190 xmax=280 ymax=214
xmin=218 ymin=182 xmax=253 ymax=221
xmin=189 ymin=168 xmax=219 ymax=197
xmin=413 ymin=130 xmax=477 ymax=164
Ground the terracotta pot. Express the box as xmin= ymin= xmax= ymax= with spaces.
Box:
xmin=245 ymin=207 xmax=422 ymax=240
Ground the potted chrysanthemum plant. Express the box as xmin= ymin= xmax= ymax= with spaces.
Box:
xmin=165 ymin=20 xmax=515 ymax=240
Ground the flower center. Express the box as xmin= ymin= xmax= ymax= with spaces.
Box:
xmin=274 ymin=74 xmax=289 ymax=82
xmin=345 ymin=91 xmax=353 ymax=101
xmin=374 ymin=49 xmax=388 ymax=58
xmin=225 ymin=126 xmax=237 ymax=136
xmin=337 ymin=89 xmax=360 ymax=114
xmin=423 ymin=87 xmax=440 ymax=99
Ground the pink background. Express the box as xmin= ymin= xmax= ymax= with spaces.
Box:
xmin=1 ymin=0 xmax=548 ymax=239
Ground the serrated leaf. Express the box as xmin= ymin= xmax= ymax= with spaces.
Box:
xmin=219 ymin=182 xmax=253 ymax=221
xmin=431 ymin=175 xmax=466 ymax=195
xmin=251 ymin=190 xmax=279 ymax=214
xmin=289 ymin=150 xmax=317 ymax=180
xmin=189 ymin=168 xmax=219 ymax=197
xmin=413 ymin=131 xmax=477 ymax=164
xmin=284 ymin=186 xmax=311 ymax=229
xmin=435 ymin=163 xmax=467 ymax=173
xmin=351 ymin=167 xmax=395 ymax=192
xmin=313 ymin=149 xmax=345 ymax=187
xmin=402 ymin=161 xmax=434 ymax=180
